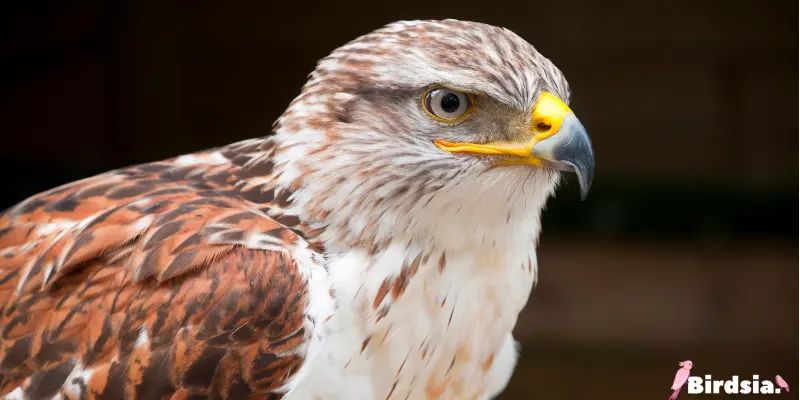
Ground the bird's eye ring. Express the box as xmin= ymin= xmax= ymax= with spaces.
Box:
xmin=422 ymin=87 xmax=474 ymax=123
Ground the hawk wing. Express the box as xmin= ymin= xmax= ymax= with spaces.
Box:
xmin=0 ymin=156 xmax=321 ymax=400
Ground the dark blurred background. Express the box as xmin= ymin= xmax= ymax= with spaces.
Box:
xmin=1 ymin=1 xmax=797 ymax=399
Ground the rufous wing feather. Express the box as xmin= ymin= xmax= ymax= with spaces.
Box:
xmin=0 ymin=154 xmax=314 ymax=400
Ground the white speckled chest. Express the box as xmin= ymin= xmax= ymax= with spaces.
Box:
xmin=285 ymin=239 xmax=537 ymax=400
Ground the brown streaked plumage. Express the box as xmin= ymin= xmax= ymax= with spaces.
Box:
xmin=1 ymin=18 xmax=595 ymax=400
xmin=0 ymin=143 xmax=313 ymax=399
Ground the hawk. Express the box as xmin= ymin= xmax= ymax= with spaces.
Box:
xmin=0 ymin=20 xmax=594 ymax=400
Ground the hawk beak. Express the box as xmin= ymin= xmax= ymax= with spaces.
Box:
xmin=434 ymin=92 xmax=595 ymax=200
xmin=531 ymin=109 xmax=595 ymax=200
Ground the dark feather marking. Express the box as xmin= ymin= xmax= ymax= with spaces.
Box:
xmin=403 ymin=376 xmax=416 ymax=400
xmin=218 ymin=212 xmax=252 ymax=225
xmin=80 ymin=206 xmax=118 ymax=231
xmin=250 ymin=352 xmax=280 ymax=380
xmin=0 ymin=336 xmax=32 ymax=370
xmin=418 ymin=325 xmax=433 ymax=351
xmin=69 ymin=375 xmax=89 ymax=399
xmin=446 ymin=355 xmax=456 ymax=375
xmin=376 ymin=306 xmax=389 ymax=322
xmin=207 ymin=171 xmax=233 ymax=186
xmin=140 ymin=200 xmax=171 ymax=214
xmin=145 ymin=221 xmax=184 ymax=249
xmin=386 ymin=379 xmax=399 ymax=400
xmin=172 ymin=233 xmax=204 ymax=253
xmin=273 ymin=189 xmax=293 ymax=208
xmin=148 ymin=187 xmax=190 ymax=196
xmin=77 ymin=183 xmax=117 ymax=199
xmin=184 ymin=346 xmax=227 ymax=389
xmin=154 ymin=205 xmax=196 ymax=227
xmin=134 ymin=244 xmax=163 ymax=281
xmin=275 ymin=214 xmax=301 ymax=228
xmin=136 ymin=163 xmax=171 ymax=173
xmin=135 ymin=349 xmax=174 ymax=400
xmin=99 ymin=360 xmax=126 ymax=400
xmin=238 ymin=188 xmax=275 ymax=204
xmin=0 ymin=226 xmax=11 ymax=241
xmin=23 ymin=359 xmax=75 ymax=399
xmin=48 ymin=195 xmax=80 ymax=212
xmin=161 ymin=166 xmax=200 ymax=182
xmin=360 ymin=336 xmax=371 ymax=354
xmin=225 ymin=372 xmax=254 ymax=400
xmin=396 ymin=350 xmax=411 ymax=377
xmin=0 ymin=267 xmax=19 ymax=285
xmin=380 ymin=324 xmax=393 ymax=345
xmin=84 ymin=316 xmax=114 ymax=365
xmin=237 ymin=161 xmax=275 ymax=179
xmin=447 ymin=307 xmax=455 ymax=330
xmin=231 ymin=154 xmax=252 ymax=166
xmin=162 ymin=251 xmax=197 ymax=279
xmin=353 ymin=282 xmax=364 ymax=301
xmin=372 ymin=278 xmax=391 ymax=310
xmin=107 ymin=184 xmax=151 ymax=200
xmin=183 ymin=198 xmax=232 ymax=208
xmin=214 ymin=230 xmax=245 ymax=243
xmin=61 ymin=232 xmax=95 ymax=267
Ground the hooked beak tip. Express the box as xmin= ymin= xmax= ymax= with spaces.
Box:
xmin=532 ymin=113 xmax=595 ymax=200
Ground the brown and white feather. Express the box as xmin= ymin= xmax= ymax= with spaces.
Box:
xmin=2 ymin=19 xmax=574 ymax=400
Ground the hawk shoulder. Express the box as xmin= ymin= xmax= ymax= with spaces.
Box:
xmin=0 ymin=155 xmax=320 ymax=399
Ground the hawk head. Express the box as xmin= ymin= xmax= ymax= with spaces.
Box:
xmin=271 ymin=20 xmax=594 ymax=251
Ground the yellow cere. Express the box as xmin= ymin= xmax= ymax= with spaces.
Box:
xmin=530 ymin=92 xmax=573 ymax=142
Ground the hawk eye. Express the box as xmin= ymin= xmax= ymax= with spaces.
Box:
xmin=423 ymin=88 xmax=473 ymax=122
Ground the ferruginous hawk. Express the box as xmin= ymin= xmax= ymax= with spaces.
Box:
xmin=0 ymin=19 xmax=594 ymax=400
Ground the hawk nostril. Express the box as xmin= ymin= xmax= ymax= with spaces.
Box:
xmin=535 ymin=122 xmax=551 ymax=133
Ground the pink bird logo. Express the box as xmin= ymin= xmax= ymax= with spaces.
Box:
xmin=669 ymin=360 xmax=693 ymax=400
xmin=776 ymin=375 xmax=790 ymax=393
